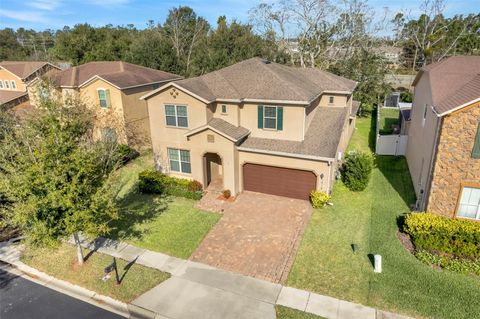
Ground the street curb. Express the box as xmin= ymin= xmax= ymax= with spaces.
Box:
xmin=0 ymin=256 xmax=131 ymax=318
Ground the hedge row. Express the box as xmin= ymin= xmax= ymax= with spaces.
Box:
xmin=404 ymin=212 xmax=480 ymax=259
xmin=138 ymin=170 xmax=203 ymax=200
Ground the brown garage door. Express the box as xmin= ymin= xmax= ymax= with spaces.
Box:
xmin=243 ymin=163 xmax=317 ymax=200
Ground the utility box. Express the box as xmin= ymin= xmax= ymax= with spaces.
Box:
xmin=374 ymin=254 xmax=382 ymax=273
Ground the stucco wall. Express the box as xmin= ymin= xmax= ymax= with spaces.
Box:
xmin=79 ymin=78 xmax=128 ymax=144
xmin=239 ymin=102 xmax=305 ymax=141
xmin=318 ymin=94 xmax=348 ymax=108
xmin=212 ymin=102 xmax=240 ymax=126
xmin=0 ymin=69 xmax=25 ymax=91
xmin=406 ymin=73 xmax=440 ymax=206
xmin=427 ymin=102 xmax=480 ymax=217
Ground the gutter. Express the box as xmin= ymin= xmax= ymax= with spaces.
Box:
xmin=423 ymin=111 xmax=443 ymax=211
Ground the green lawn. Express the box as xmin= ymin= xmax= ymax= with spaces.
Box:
xmin=378 ymin=108 xmax=400 ymax=135
xmin=287 ymin=117 xmax=480 ymax=319
xmin=276 ymin=306 xmax=325 ymax=319
xmin=21 ymin=243 xmax=169 ymax=302
xmin=109 ymin=151 xmax=221 ymax=259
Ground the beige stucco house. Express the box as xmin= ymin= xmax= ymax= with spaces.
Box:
xmin=406 ymin=56 xmax=480 ymax=220
xmin=0 ymin=61 xmax=59 ymax=109
xmin=28 ymin=61 xmax=182 ymax=148
xmin=143 ymin=58 xmax=359 ymax=200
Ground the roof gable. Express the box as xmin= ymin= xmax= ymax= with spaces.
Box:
xmin=156 ymin=58 xmax=356 ymax=104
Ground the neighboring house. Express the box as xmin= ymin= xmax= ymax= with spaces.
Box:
xmin=406 ymin=56 xmax=480 ymax=220
xmin=0 ymin=61 xmax=60 ymax=109
xmin=28 ymin=61 xmax=182 ymax=148
xmin=142 ymin=58 xmax=358 ymax=200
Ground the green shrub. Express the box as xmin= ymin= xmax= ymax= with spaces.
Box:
xmin=188 ymin=180 xmax=203 ymax=192
xmin=117 ymin=144 xmax=139 ymax=164
xmin=138 ymin=170 xmax=203 ymax=200
xmin=310 ymin=190 xmax=331 ymax=208
xmin=342 ymin=151 xmax=374 ymax=191
xmin=415 ymin=250 xmax=480 ymax=276
xmin=138 ymin=170 xmax=165 ymax=194
xmin=404 ymin=212 xmax=480 ymax=259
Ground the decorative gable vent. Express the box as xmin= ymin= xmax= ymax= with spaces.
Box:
xmin=207 ymin=134 xmax=215 ymax=143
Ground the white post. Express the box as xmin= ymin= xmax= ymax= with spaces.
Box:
xmin=374 ymin=254 xmax=382 ymax=273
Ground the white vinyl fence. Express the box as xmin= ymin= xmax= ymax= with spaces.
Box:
xmin=376 ymin=134 xmax=408 ymax=155
xmin=375 ymin=106 xmax=408 ymax=156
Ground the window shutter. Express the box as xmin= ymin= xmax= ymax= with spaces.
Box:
xmin=258 ymin=105 xmax=264 ymax=129
xmin=277 ymin=106 xmax=283 ymax=131
xmin=473 ymin=122 xmax=480 ymax=159
xmin=105 ymin=89 xmax=112 ymax=108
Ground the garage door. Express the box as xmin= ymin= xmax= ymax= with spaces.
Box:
xmin=243 ymin=163 xmax=317 ymax=200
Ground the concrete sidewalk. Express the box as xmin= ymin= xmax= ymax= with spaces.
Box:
xmin=69 ymin=236 xmax=414 ymax=319
xmin=0 ymin=237 xmax=415 ymax=319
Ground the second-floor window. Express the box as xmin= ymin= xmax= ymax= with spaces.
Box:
xmin=258 ymin=105 xmax=283 ymax=131
xmin=97 ymin=89 xmax=110 ymax=108
xmin=221 ymin=105 xmax=227 ymax=113
xmin=4 ymin=81 xmax=9 ymax=89
xmin=0 ymin=81 xmax=3 ymax=89
xmin=165 ymin=105 xmax=188 ymax=128
xmin=329 ymin=96 xmax=334 ymax=104
xmin=11 ymin=81 xmax=16 ymax=90
xmin=473 ymin=122 xmax=480 ymax=159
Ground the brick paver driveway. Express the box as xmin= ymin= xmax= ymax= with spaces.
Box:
xmin=190 ymin=191 xmax=312 ymax=283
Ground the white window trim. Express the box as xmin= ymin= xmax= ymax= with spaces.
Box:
xmin=10 ymin=80 xmax=16 ymax=89
xmin=457 ymin=186 xmax=480 ymax=221
xmin=4 ymin=80 xmax=9 ymax=89
xmin=263 ymin=105 xmax=278 ymax=130
xmin=164 ymin=104 xmax=188 ymax=128
xmin=97 ymin=88 xmax=108 ymax=108
xmin=0 ymin=80 xmax=3 ymax=89
xmin=167 ymin=148 xmax=191 ymax=174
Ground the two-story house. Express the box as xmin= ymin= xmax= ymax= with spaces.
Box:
xmin=0 ymin=61 xmax=60 ymax=109
xmin=406 ymin=56 xmax=480 ymax=220
xmin=142 ymin=58 xmax=359 ymax=200
xmin=28 ymin=61 xmax=182 ymax=148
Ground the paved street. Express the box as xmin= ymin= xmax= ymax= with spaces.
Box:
xmin=0 ymin=264 xmax=124 ymax=319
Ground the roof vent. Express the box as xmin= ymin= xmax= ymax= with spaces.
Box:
xmin=262 ymin=60 xmax=271 ymax=64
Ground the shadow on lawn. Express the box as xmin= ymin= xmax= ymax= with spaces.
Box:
xmin=375 ymin=156 xmax=416 ymax=208
xmin=109 ymin=191 xmax=172 ymax=241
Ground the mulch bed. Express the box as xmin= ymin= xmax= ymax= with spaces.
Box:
xmin=397 ymin=230 xmax=416 ymax=254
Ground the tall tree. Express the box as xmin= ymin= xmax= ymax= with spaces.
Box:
xmin=163 ymin=6 xmax=210 ymax=76
xmin=0 ymin=83 xmax=121 ymax=264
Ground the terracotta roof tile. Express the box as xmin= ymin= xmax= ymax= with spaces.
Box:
xmin=0 ymin=90 xmax=28 ymax=104
xmin=0 ymin=61 xmax=54 ymax=79
xmin=53 ymin=61 xmax=182 ymax=89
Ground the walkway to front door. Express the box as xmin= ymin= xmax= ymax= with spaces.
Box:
xmin=190 ymin=191 xmax=312 ymax=283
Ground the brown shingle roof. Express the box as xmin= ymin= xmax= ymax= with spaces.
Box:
xmin=169 ymin=58 xmax=356 ymax=103
xmin=413 ymin=56 xmax=480 ymax=115
xmin=53 ymin=61 xmax=182 ymax=89
xmin=0 ymin=61 xmax=55 ymax=79
xmin=239 ymin=107 xmax=348 ymax=159
xmin=186 ymin=118 xmax=250 ymax=142
xmin=0 ymin=90 xmax=28 ymax=104
xmin=351 ymin=100 xmax=361 ymax=117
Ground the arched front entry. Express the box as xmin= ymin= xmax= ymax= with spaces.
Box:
xmin=203 ymin=152 xmax=223 ymax=190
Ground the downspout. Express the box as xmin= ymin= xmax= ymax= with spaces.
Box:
xmin=422 ymin=110 xmax=443 ymax=211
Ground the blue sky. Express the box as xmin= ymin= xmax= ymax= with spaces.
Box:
xmin=0 ymin=0 xmax=478 ymax=31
